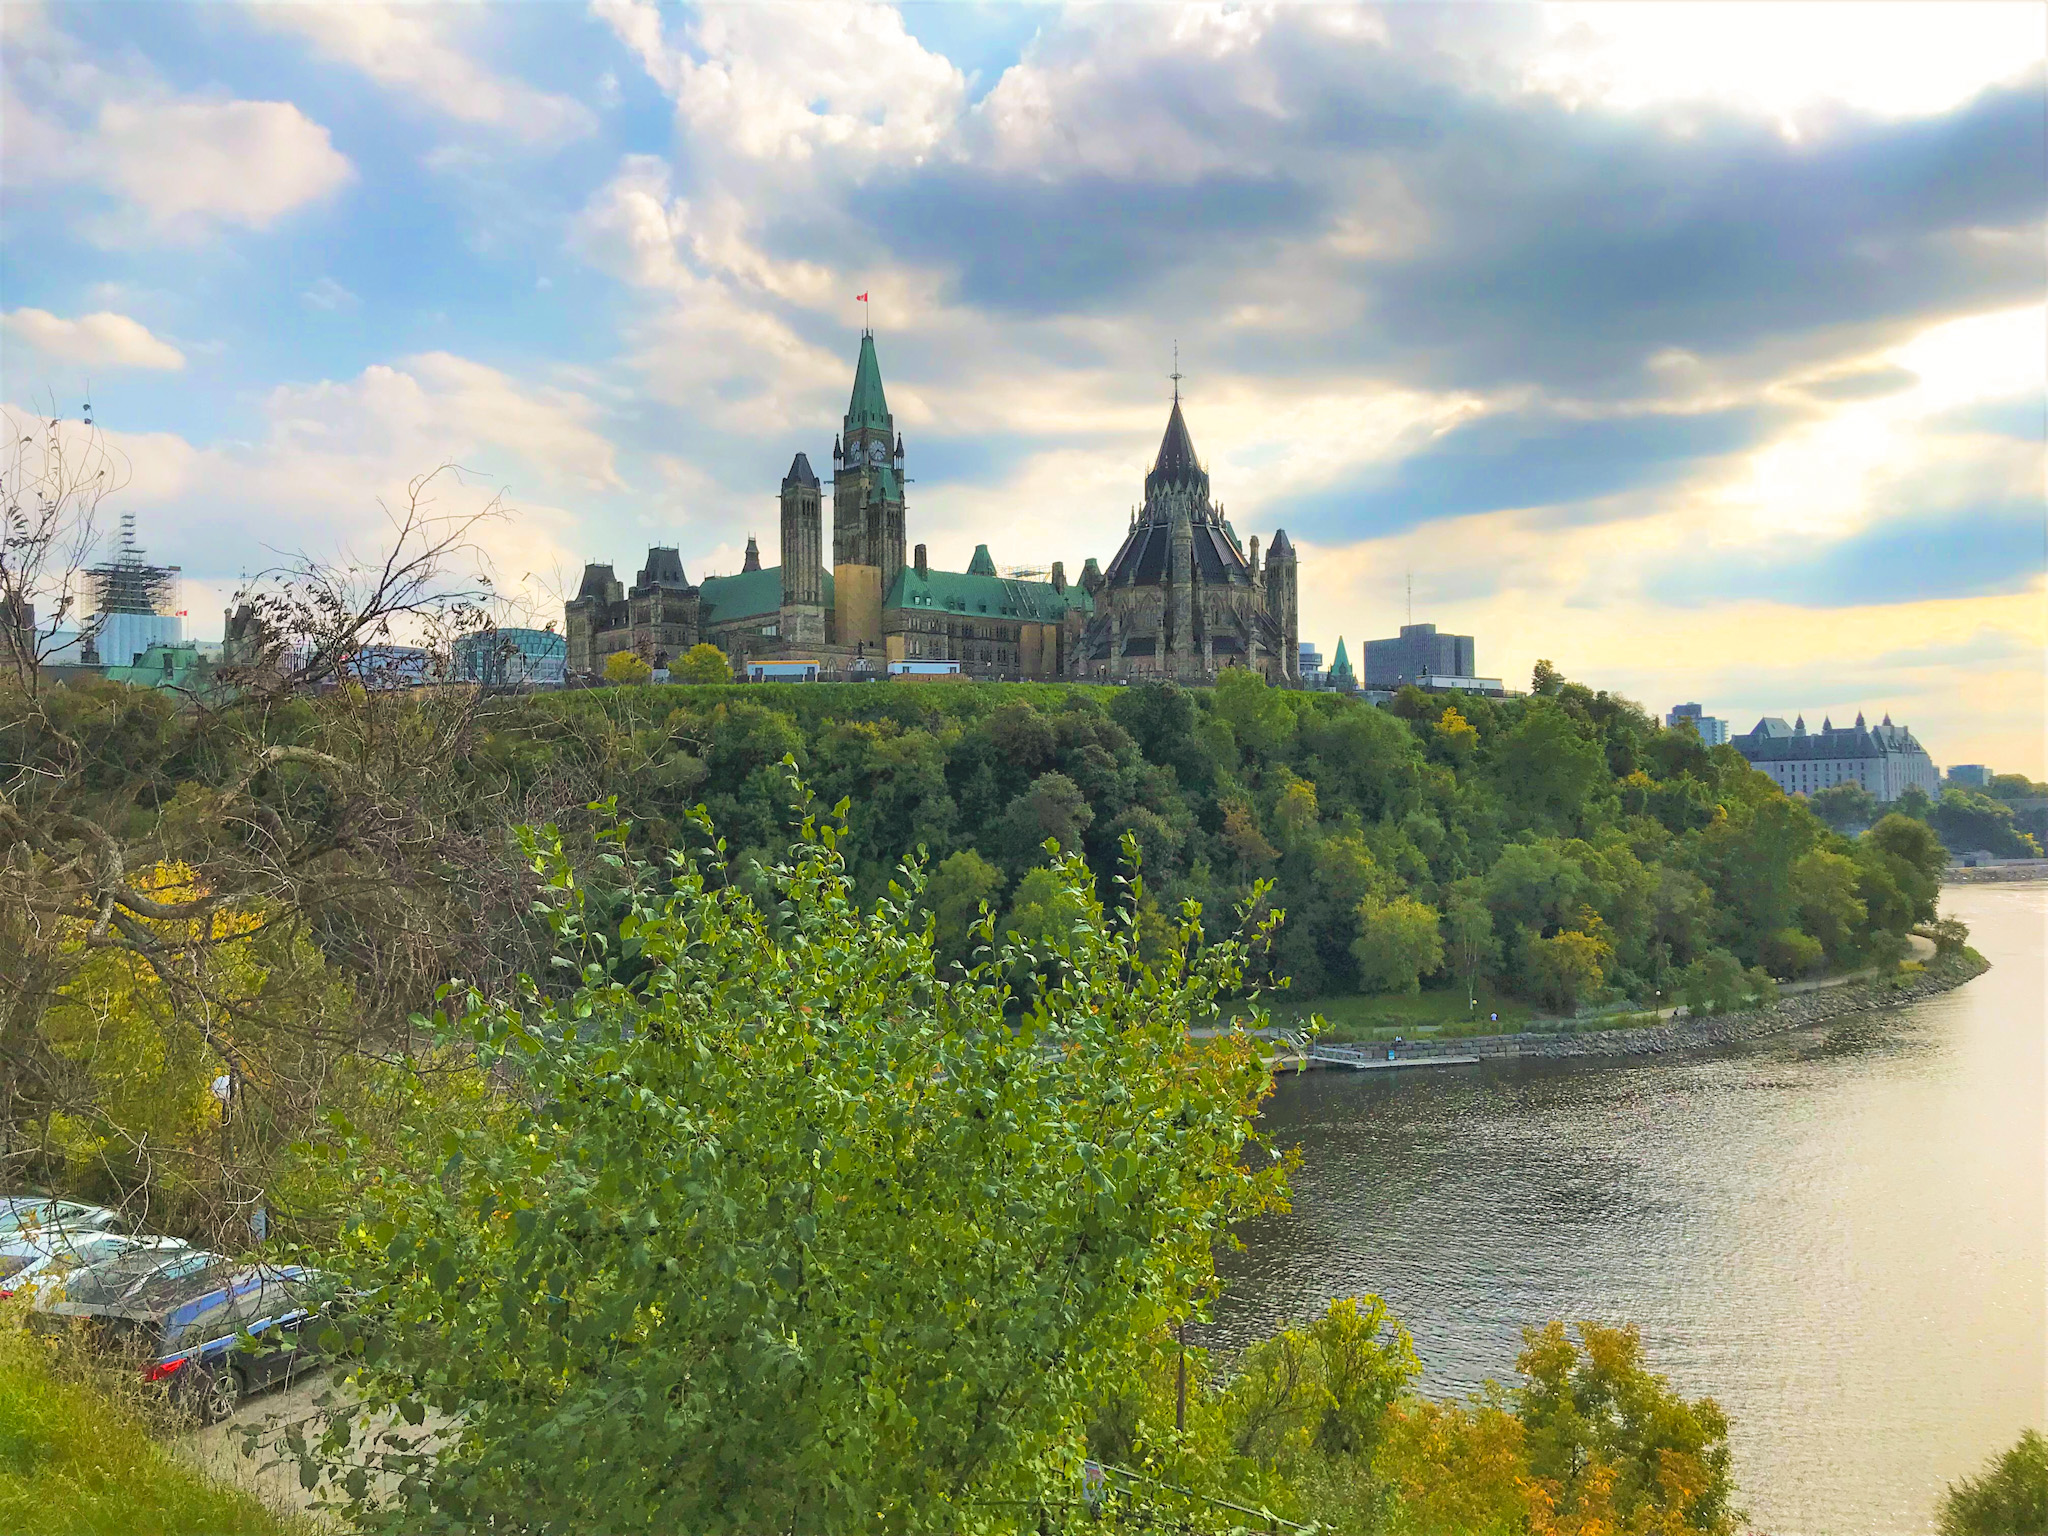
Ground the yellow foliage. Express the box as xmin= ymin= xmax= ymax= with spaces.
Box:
xmin=604 ymin=649 xmax=653 ymax=685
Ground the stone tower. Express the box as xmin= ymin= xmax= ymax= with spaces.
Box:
xmin=831 ymin=331 xmax=905 ymax=578
xmin=1080 ymin=385 xmax=1299 ymax=684
xmin=778 ymin=452 xmax=825 ymax=647
xmin=830 ymin=330 xmax=903 ymax=653
xmin=1265 ymin=529 xmax=1299 ymax=682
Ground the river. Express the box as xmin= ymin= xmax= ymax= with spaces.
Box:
xmin=1218 ymin=882 xmax=2046 ymax=1536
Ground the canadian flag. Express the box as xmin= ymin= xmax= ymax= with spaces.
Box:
xmin=855 ymin=292 xmax=868 ymax=302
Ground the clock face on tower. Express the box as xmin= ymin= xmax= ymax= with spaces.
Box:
xmin=867 ymin=439 xmax=887 ymax=464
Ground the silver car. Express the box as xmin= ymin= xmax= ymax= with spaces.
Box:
xmin=0 ymin=1197 xmax=131 ymax=1239
xmin=0 ymin=1229 xmax=190 ymax=1305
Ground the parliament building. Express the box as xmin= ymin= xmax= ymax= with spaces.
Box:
xmin=565 ymin=331 xmax=1300 ymax=685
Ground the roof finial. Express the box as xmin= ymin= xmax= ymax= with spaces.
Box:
xmin=1170 ymin=340 xmax=1182 ymax=405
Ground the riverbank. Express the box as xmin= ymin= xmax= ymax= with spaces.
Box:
xmin=1265 ymin=948 xmax=1992 ymax=1071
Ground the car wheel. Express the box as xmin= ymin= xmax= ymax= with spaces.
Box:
xmin=199 ymin=1361 xmax=243 ymax=1424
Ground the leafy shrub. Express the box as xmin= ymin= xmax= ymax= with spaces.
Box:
xmin=1940 ymin=1429 xmax=2048 ymax=1536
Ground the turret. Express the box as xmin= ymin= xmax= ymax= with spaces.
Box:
xmin=778 ymin=452 xmax=825 ymax=645
xmin=742 ymin=535 xmax=761 ymax=573
xmin=1265 ymin=529 xmax=1298 ymax=682
xmin=1168 ymin=502 xmax=1194 ymax=660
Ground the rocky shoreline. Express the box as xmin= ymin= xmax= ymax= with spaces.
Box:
xmin=1279 ymin=950 xmax=1992 ymax=1070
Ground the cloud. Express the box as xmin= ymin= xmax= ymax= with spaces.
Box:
xmin=1930 ymin=393 xmax=2046 ymax=442
xmin=261 ymin=352 xmax=622 ymax=494
xmin=301 ymin=277 xmax=359 ymax=312
xmin=1796 ymin=364 xmax=1921 ymax=402
xmin=2 ymin=308 xmax=185 ymax=369
xmin=1654 ymin=498 xmax=2046 ymax=608
xmin=1268 ymin=404 xmax=1794 ymax=542
xmin=250 ymin=4 xmax=596 ymax=146
xmin=595 ymin=0 xmax=963 ymax=173
xmin=3 ymin=10 xmax=352 ymax=242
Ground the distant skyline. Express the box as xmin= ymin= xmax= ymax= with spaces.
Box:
xmin=2 ymin=2 xmax=2042 ymax=771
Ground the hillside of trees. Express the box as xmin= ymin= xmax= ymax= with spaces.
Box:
xmin=499 ymin=668 xmax=1951 ymax=1010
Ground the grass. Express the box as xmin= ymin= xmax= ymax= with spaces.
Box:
xmin=0 ymin=1309 xmax=303 ymax=1536
xmin=1249 ymin=987 xmax=1538 ymax=1044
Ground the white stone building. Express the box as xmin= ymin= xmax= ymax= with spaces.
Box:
xmin=1732 ymin=713 xmax=1940 ymax=802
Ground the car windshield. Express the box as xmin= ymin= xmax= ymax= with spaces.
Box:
xmin=64 ymin=1250 xmax=222 ymax=1305
xmin=132 ymin=1259 xmax=240 ymax=1313
xmin=0 ymin=1201 xmax=58 ymax=1234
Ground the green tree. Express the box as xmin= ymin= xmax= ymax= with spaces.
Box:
xmin=1808 ymin=781 xmax=1878 ymax=832
xmin=1531 ymin=659 xmax=1563 ymax=697
xmin=1211 ymin=667 xmax=1296 ymax=762
xmin=1516 ymin=1322 xmax=1737 ymax=1533
xmin=297 ymin=795 xmax=1287 ymax=1533
xmin=1493 ymin=702 xmax=1606 ymax=834
xmin=1528 ymin=928 xmax=1609 ymax=1013
xmin=923 ymin=847 xmax=1003 ymax=967
xmin=1791 ymin=847 xmax=1867 ymax=962
xmin=1351 ymin=894 xmax=1444 ymax=995
xmin=1681 ymin=949 xmax=1746 ymax=1016
xmin=1443 ymin=885 xmax=1500 ymax=1009
xmin=1932 ymin=788 xmax=2040 ymax=858
xmin=1939 ymin=1429 xmax=2048 ymax=1536
xmin=1862 ymin=813 xmax=1948 ymax=924
xmin=602 ymin=649 xmax=652 ymax=685
xmin=996 ymin=771 xmax=1095 ymax=872
xmin=674 ymin=641 xmax=732 ymax=684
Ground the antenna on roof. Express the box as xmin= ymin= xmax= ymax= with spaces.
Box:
xmin=1169 ymin=340 xmax=1182 ymax=405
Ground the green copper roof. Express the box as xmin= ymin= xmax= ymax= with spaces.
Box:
xmin=886 ymin=565 xmax=1093 ymax=623
xmin=966 ymin=544 xmax=997 ymax=576
xmin=845 ymin=332 xmax=891 ymax=433
xmin=700 ymin=566 xmax=835 ymax=625
xmin=105 ymin=642 xmax=218 ymax=695
xmin=1329 ymin=636 xmax=1353 ymax=677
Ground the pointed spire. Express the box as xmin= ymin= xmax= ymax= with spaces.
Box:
xmin=1795 ymin=714 xmax=1806 ymax=733
xmin=1822 ymin=715 xmax=1832 ymax=732
xmin=1152 ymin=400 xmax=1200 ymax=481
xmin=846 ymin=332 xmax=890 ymax=432
xmin=742 ymin=535 xmax=761 ymax=573
xmin=1855 ymin=711 xmax=1866 ymax=729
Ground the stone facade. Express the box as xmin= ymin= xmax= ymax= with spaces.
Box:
xmin=566 ymin=335 xmax=1305 ymax=686
xmin=1075 ymin=396 xmax=1298 ymax=684
xmin=1732 ymin=712 xmax=1940 ymax=802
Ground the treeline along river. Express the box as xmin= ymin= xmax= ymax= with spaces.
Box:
xmin=1220 ymin=882 xmax=2045 ymax=1536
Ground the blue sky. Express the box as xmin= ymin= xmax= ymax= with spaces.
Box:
xmin=3 ymin=1 xmax=2043 ymax=770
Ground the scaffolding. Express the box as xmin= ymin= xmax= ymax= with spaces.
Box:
xmin=88 ymin=514 xmax=180 ymax=616
xmin=84 ymin=514 xmax=183 ymax=665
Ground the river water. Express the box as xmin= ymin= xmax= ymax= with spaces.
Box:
xmin=1218 ymin=882 xmax=2046 ymax=1536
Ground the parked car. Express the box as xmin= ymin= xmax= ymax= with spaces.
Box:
xmin=37 ymin=1269 xmax=335 ymax=1425
xmin=34 ymin=1261 xmax=336 ymax=1423
xmin=0 ymin=1230 xmax=189 ymax=1303
xmin=0 ymin=1197 xmax=129 ymax=1239
xmin=32 ymin=1245 xmax=225 ymax=1315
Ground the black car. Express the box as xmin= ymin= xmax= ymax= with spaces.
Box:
xmin=35 ymin=1259 xmax=338 ymax=1423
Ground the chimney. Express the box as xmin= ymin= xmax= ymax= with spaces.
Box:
xmin=1050 ymin=560 xmax=1066 ymax=592
xmin=914 ymin=542 xmax=928 ymax=579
